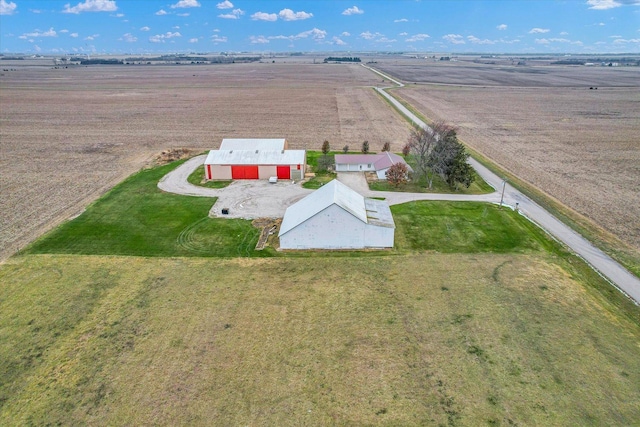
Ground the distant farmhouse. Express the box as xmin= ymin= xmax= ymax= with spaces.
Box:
xmin=205 ymin=139 xmax=306 ymax=180
xmin=279 ymin=179 xmax=395 ymax=250
xmin=335 ymin=152 xmax=413 ymax=180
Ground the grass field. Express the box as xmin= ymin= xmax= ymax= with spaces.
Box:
xmin=1 ymin=253 xmax=639 ymax=425
xmin=24 ymin=160 xmax=551 ymax=259
xmin=25 ymin=161 xmax=266 ymax=258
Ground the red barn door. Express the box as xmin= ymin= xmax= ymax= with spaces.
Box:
xmin=231 ymin=165 xmax=259 ymax=179
xmin=276 ymin=165 xmax=290 ymax=179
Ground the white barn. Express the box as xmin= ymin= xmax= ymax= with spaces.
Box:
xmin=205 ymin=139 xmax=306 ymax=180
xmin=334 ymin=152 xmax=412 ymax=179
xmin=279 ymin=179 xmax=395 ymax=250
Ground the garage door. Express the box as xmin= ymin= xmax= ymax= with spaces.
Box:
xmin=276 ymin=165 xmax=290 ymax=179
xmin=231 ymin=165 xmax=259 ymax=179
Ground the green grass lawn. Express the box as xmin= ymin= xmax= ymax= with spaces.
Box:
xmin=25 ymin=161 xmax=266 ymax=258
xmin=370 ymin=170 xmax=494 ymax=195
xmin=24 ymin=159 xmax=556 ymax=258
xmin=302 ymin=172 xmax=337 ymax=189
xmin=187 ymin=164 xmax=232 ymax=189
xmin=392 ymin=201 xmax=558 ymax=254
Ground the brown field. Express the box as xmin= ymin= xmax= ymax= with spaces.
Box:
xmin=0 ymin=63 xmax=411 ymax=260
xmin=376 ymin=60 xmax=640 ymax=251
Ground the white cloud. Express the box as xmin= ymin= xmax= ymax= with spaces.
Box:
xmin=252 ymin=11 xmax=277 ymax=21
xmin=216 ymin=0 xmax=233 ymax=9
xmin=529 ymin=27 xmax=550 ymax=34
xmin=63 ymin=0 xmax=117 ymax=14
xmin=114 ymin=12 xmax=123 ymax=17
xmin=468 ymin=35 xmax=495 ymax=45
xmin=140 ymin=26 xmax=150 ymax=31
xmin=155 ymin=9 xmax=167 ymax=15
xmin=405 ymin=33 xmax=429 ymax=42
xmin=70 ymin=32 xmax=79 ymax=37
xmin=149 ymin=31 xmax=181 ymax=43
xmin=173 ymin=26 xmax=180 ymax=29
xmin=120 ymin=33 xmax=137 ymax=42
xmin=341 ymin=32 xmax=351 ymax=37
xmin=177 ymin=12 xmax=189 ymax=16
xmin=360 ymin=31 xmax=377 ymax=40
xmin=170 ymin=0 xmax=200 ymax=9
xmin=1 ymin=0 xmax=17 ymax=15
xmin=399 ymin=32 xmax=408 ymax=36
xmin=585 ymin=0 xmax=639 ymax=9
xmin=297 ymin=28 xmax=326 ymax=40
xmin=560 ymin=31 xmax=569 ymax=35
xmin=60 ymin=29 xmax=69 ymax=33
xmin=332 ymin=36 xmax=347 ymax=46
xmin=189 ymin=38 xmax=198 ymax=43
xmin=342 ymin=6 xmax=364 ymax=15
xmin=19 ymin=28 xmax=58 ymax=39
xmin=443 ymin=34 xmax=465 ymax=44
xmin=535 ymin=38 xmax=583 ymax=45
xmin=497 ymin=24 xmax=507 ymax=30
xmin=211 ymin=35 xmax=227 ymax=42
xmin=279 ymin=8 xmax=312 ymax=21
xmin=30 ymin=8 xmax=44 ymax=13
xmin=394 ymin=18 xmax=408 ymax=23
xmin=250 ymin=35 xmax=269 ymax=44
xmin=218 ymin=8 xmax=244 ymax=19
xmin=84 ymin=34 xmax=98 ymax=40
xmin=613 ymin=37 xmax=640 ymax=43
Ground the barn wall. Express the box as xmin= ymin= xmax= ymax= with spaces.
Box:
xmin=258 ymin=165 xmax=277 ymax=179
xmin=210 ymin=165 xmax=232 ymax=180
xmin=280 ymin=205 xmax=366 ymax=249
xmin=364 ymin=225 xmax=394 ymax=248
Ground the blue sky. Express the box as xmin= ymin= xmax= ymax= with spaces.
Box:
xmin=1 ymin=0 xmax=639 ymax=54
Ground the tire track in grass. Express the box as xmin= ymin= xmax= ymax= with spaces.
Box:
xmin=176 ymin=217 xmax=211 ymax=255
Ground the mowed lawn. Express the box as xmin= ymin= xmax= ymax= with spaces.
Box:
xmin=1 ymin=254 xmax=639 ymax=425
xmin=26 ymin=159 xmax=548 ymax=258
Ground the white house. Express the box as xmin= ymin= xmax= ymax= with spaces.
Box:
xmin=279 ymin=179 xmax=395 ymax=250
xmin=334 ymin=152 xmax=412 ymax=179
xmin=205 ymin=139 xmax=306 ymax=180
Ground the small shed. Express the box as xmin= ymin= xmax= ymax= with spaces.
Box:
xmin=335 ymin=152 xmax=412 ymax=179
xmin=279 ymin=179 xmax=395 ymax=250
xmin=205 ymin=139 xmax=306 ymax=180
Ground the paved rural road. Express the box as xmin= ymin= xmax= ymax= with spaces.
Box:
xmin=363 ymin=64 xmax=640 ymax=304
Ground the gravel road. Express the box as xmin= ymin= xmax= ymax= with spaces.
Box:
xmin=364 ymin=64 xmax=640 ymax=304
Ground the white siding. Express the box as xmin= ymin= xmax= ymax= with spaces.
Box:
xmin=280 ymin=204 xmax=367 ymax=249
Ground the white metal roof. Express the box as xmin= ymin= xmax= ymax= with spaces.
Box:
xmin=205 ymin=149 xmax=305 ymax=166
xmin=279 ymin=179 xmax=394 ymax=237
xmin=219 ymin=138 xmax=286 ymax=151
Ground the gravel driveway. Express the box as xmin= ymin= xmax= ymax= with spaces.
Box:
xmin=158 ymin=155 xmax=312 ymax=219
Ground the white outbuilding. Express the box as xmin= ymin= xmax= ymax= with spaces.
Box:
xmin=205 ymin=138 xmax=306 ymax=181
xmin=334 ymin=152 xmax=412 ymax=180
xmin=278 ymin=179 xmax=395 ymax=250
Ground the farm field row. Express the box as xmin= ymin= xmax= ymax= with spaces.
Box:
xmin=0 ymin=63 xmax=411 ymax=261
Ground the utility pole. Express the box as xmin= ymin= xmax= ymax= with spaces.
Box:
xmin=500 ymin=178 xmax=507 ymax=208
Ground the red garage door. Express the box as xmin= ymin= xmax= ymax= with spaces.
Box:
xmin=231 ymin=165 xmax=259 ymax=179
xmin=277 ymin=165 xmax=290 ymax=179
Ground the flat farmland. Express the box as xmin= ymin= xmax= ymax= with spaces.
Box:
xmin=377 ymin=62 xmax=640 ymax=251
xmin=0 ymin=63 xmax=410 ymax=260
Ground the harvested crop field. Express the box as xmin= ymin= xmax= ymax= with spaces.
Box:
xmin=0 ymin=63 xmax=410 ymax=260
xmin=376 ymin=61 xmax=640 ymax=250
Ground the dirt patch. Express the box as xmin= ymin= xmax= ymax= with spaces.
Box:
xmin=152 ymin=148 xmax=198 ymax=166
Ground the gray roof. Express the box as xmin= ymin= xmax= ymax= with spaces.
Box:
xmin=335 ymin=152 xmax=413 ymax=172
xmin=205 ymin=149 xmax=305 ymax=166
xmin=279 ymin=179 xmax=394 ymax=236
xmin=219 ymin=138 xmax=286 ymax=151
